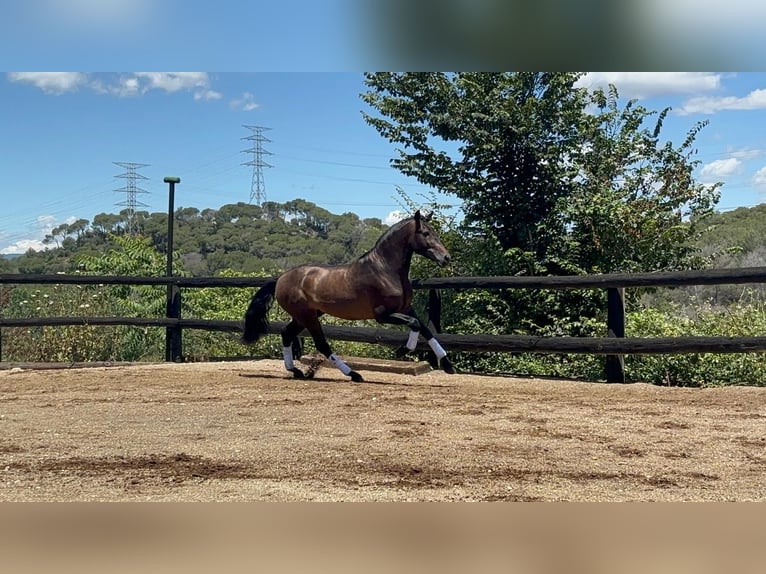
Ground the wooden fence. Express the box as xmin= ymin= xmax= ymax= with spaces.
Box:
xmin=3 ymin=267 xmax=766 ymax=382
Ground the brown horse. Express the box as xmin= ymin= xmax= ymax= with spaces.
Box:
xmin=241 ymin=210 xmax=455 ymax=382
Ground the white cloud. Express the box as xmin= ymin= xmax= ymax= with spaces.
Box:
xmin=110 ymin=72 xmax=217 ymax=101
xmin=0 ymin=215 xmax=77 ymax=255
xmin=10 ymin=0 xmax=167 ymax=52
xmin=8 ymin=72 xmax=223 ymax=102
xmin=110 ymin=75 xmax=141 ymax=97
xmin=7 ymin=72 xmax=88 ymax=94
xmin=753 ymin=166 xmax=766 ymax=188
xmin=728 ymin=148 xmax=764 ymax=161
xmin=384 ymin=210 xmax=406 ymax=225
xmin=195 ymin=90 xmax=223 ymax=101
xmin=577 ymin=73 xmax=722 ymax=99
xmin=230 ymin=92 xmax=260 ymax=111
xmin=134 ymin=72 xmax=209 ymax=93
xmin=700 ymin=158 xmax=743 ymax=180
xmin=0 ymin=214 xmax=74 ymax=255
xmin=1 ymin=239 xmax=47 ymax=255
xmin=647 ymin=0 xmax=766 ymax=30
xmin=35 ymin=215 xmax=59 ymax=231
xmin=678 ymin=89 xmax=766 ymax=115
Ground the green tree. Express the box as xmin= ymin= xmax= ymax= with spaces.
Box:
xmin=92 ymin=213 xmax=122 ymax=239
xmin=0 ymin=255 xmax=16 ymax=273
xmin=75 ymin=235 xmax=181 ymax=360
xmin=566 ymin=86 xmax=719 ymax=274
xmin=363 ymin=72 xmax=588 ymax=270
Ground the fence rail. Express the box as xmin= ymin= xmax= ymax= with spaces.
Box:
xmin=413 ymin=267 xmax=766 ymax=289
xmin=5 ymin=266 xmax=766 ymax=288
xmin=3 ymin=267 xmax=766 ymax=382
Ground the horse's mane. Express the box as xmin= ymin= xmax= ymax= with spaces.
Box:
xmin=357 ymin=216 xmax=414 ymax=261
xmin=374 ymin=217 xmax=413 ymax=247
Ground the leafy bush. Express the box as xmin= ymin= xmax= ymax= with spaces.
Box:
xmin=1 ymin=236 xmax=170 ymax=362
xmin=182 ymin=269 xmax=278 ymax=361
xmin=2 ymin=282 xmax=136 ymax=362
xmin=442 ymin=287 xmax=605 ymax=380
xmin=624 ymin=298 xmax=766 ymax=387
xmin=442 ymin=296 xmax=766 ymax=387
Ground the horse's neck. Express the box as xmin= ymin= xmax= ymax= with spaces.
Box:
xmin=358 ymin=234 xmax=413 ymax=282
xmin=397 ymin=249 xmax=413 ymax=283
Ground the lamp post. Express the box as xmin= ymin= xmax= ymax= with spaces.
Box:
xmin=164 ymin=176 xmax=181 ymax=362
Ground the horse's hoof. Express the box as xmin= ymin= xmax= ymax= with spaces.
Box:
xmin=440 ymin=357 xmax=456 ymax=374
xmin=288 ymin=367 xmax=305 ymax=379
xmin=394 ymin=345 xmax=410 ymax=359
xmin=349 ymin=371 xmax=364 ymax=383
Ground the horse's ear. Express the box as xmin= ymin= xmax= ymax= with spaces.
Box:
xmin=414 ymin=210 xmax=421 ymax=227
xmin=423 ymin=209 xmax=433 ymax=222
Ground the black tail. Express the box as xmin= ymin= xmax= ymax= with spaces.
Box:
xmin=241 ymin=280 xmax=277 ymax=344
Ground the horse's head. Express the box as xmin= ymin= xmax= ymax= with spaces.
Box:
xmin=410 ymin=210 xmax=451 ymax=267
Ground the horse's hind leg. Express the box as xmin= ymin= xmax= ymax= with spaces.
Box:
xmin=281 ymin=319 xmax=308 ymax=379
xmin=302 ymin=315 xmax=363 ymax=382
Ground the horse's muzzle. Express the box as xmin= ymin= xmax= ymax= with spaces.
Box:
xmin=434 ymin=252 xmax=451 ymax=266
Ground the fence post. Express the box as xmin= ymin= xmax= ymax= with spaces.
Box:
xmin=605 ymin=287 xmax=626 ymax=383
xmin=164 ymin=176 xmax=182 ymax=362
xmin=166 ymin=284 xmax=182 ymax=362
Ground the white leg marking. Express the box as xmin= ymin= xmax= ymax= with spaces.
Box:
xmin=428 ymin=338 xmax=447 ymax=360
xmin=406 ymin=329 xmax=419 ymax=351
xmin=283 ymin=346 xmax=295 ymax=370
xmin=329 ymin=353 xmax=352 ymax=376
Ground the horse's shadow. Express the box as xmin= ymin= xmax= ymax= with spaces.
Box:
xmin=238 ymin=372 xmax=452 ymax=388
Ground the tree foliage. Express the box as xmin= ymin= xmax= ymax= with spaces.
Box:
xmin=363 ymin=72 xmax=587 ymax=266
xmin=569 ymin=86 xmax=719 ymax=274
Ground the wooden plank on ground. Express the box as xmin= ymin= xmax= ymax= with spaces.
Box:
xmin=300 ymin=356 xmax=431 ymax=375
xmin=0 ymin=361 xmax=157 ymax=371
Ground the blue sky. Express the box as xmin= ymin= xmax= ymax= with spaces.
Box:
xmin=2 ymin=72 xmax=766 ymax=255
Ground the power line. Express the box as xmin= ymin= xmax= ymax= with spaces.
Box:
xmin=273 ymin=140 xmax=394 ymax=159
xmin=277 ymin=166 xmax=433 ymax=188
xmin=277 ymin=154 xmax=392 ymax=171
xmin=241 ymin=125 xmax=272 ymax=206
xmin=0 ymin=185 xmax=110 ymax=226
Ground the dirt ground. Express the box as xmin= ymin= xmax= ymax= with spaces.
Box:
xmin=0 ymin=359 xmax=764 ymax=501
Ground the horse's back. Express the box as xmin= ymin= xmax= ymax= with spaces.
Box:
xmin=275 ymin=264 xmax=379 ymax=321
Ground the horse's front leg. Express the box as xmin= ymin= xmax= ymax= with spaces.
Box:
xmin=374 ymin=307 xmax=455 ymax=374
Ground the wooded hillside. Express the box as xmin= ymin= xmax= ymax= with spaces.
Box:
xmin=0 ymin=199 xmax=388 ymax=275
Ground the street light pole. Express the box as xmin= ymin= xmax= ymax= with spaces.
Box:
xmin=164 ymin=176 xmax=181 ymax=362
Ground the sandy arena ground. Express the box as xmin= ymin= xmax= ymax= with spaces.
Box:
xmin=0 ymin=359 xmax=764 ymax=501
